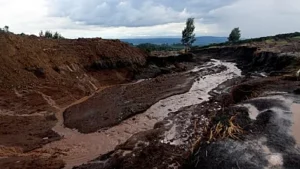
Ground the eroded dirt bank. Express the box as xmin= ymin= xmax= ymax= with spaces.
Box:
xmin=0 ymin=32 xmax=148 ymax=155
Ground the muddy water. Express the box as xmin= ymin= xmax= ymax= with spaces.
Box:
xmin=291 ymin=103 xmax=300 ymax=145
xmin=36 ymin=60 xmax=241 ymax=169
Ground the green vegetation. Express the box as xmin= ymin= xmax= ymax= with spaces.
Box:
xmin=42 ymin=30 xmax=64 ymax=39
xmin=181 ymin=18 xmax=196 ymax=51
xmin=228 ymin=27 xmax=241 ymax=42
xmin=195 ymin=32 xmax=300 ymax=50
xmin=0 ymin=25 xmax=10 ymax=33
xmin=293 ymin=36 xmax=300 ymax=39
xmin=136 ymin=43 xmax=184 ymax=53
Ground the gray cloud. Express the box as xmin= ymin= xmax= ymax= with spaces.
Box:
xmin=47 ymin=0 xmax=237 ymax=27
xmin=1 ymin=0 xmax=299 ymax=38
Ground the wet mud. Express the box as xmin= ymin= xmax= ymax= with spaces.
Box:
xmin=187 ymin=78 xmax=300 ymax=169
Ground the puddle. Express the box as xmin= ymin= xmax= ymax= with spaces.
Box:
xmin=291 ymin=103 xmax=300 ymax=145
xmin=35 ymin=59 xmax=241 ymax=169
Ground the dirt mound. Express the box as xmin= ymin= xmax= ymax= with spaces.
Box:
xmin=0 ymin=32 xmax=147 ymax=90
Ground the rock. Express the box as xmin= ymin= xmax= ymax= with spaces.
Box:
xmin=294 ymin=88 xmax=300 ymax=95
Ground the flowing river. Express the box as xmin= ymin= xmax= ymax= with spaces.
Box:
xmin=35 ymin=59 xmax=241 ymax=169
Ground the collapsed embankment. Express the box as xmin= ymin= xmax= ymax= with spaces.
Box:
xmin=192 ymin=45 xmax=300 ymax=74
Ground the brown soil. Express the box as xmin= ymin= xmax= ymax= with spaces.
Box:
xmin=0 ymin=33 xmax=147 ymax=168
xmin=0 ymin=115 xmax=60 ymax=152
xmin=64 ymin=73 xmax=195 ymax=133
xmin=74 ymin=142 xmax=188 ymax=169
xmin=0 ymin=156 xmax=64 ymax=169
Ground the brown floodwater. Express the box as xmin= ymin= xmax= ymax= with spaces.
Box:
xmin=34 ymin=60 xmax=241 ymax=169
xmin=291 ymin=103 xmax=300 ymax=145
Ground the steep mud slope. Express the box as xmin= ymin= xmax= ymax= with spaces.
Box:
xmin=0 ymin=33 xmax=147 ymax=160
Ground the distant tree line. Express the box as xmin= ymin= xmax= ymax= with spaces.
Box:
xmin=195 ymin=32 xmax=300 ymax=50
xmin=136 ymin=43 xmax=184 ymax=53
xmin=0 ymin=25 xmax=10 ymax=33
xmin=39 ymin=30 xmax=64 ymax=39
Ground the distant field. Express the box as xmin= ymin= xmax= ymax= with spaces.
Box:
xmin=121 ymin=36 xmax=227 ymax=46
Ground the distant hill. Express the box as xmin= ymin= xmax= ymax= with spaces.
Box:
xmin=121 ymin=36 xmax=228 ymax=46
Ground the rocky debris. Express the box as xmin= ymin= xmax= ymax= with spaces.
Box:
xmin=294 ymin=88 xmax=300 ymax=94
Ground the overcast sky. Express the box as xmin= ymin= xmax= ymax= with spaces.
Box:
xmin=0 ymin=0 xmax=299 ymax=39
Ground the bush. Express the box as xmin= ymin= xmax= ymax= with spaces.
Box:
xmin=136 ymin=43 xmax=183 ymax=53
xmin=43 ymin=30 xmax=64 ymax=39
xmin=44 ymin=30 xmax=53 ymax=38
xmin=53 ymin=32 xmax=64 ymax=39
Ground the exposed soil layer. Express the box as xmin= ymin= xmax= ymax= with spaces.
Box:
xmin=192 ymin=39 xmax=300 ymax=74
xmin=0 ymin=33 xmax=149 ymax=168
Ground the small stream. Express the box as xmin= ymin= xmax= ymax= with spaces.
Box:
xmin=35 ymin=59 xmax=241 ymax=169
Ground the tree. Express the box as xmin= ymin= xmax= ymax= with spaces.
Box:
xmin=228 ymin=27 xmax=241 ymax=42
xmin=181 ymin=18 xmax=196 ymax=51
xmin=53 ymin=32 xmax=64 ymax=39
xmin=44 ymin=30 xmax=53 ymax=38
xmin=4 ymin=25 xmax=9 ymax=32
xmin=39 ymin=30 xmax=44 ymax=37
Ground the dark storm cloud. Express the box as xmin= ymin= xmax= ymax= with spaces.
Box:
xmin=47 ymin=0 xmax=237 ymax=27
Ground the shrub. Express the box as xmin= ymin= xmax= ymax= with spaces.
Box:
xmin=44 ymin=30 xmax=53 ymax=38
xmin=53 ymin=32 xmax=64 ymax=39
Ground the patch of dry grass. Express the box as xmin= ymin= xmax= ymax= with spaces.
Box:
xmin=191 ymin=115 xmax=244 ymax=152
xmin=208 ymin=115 xmax=243 ymax=142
